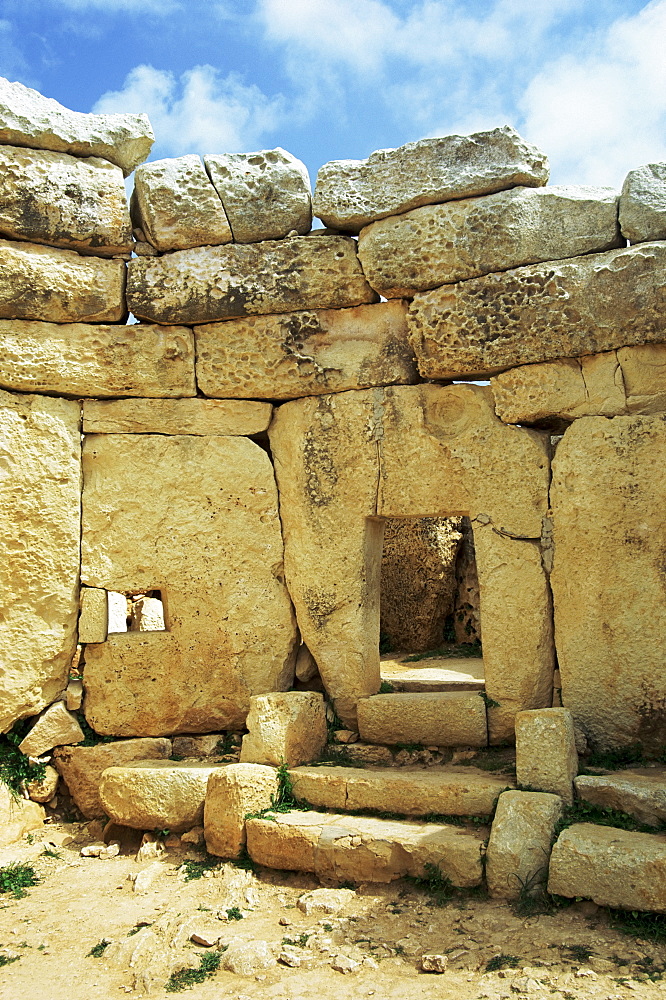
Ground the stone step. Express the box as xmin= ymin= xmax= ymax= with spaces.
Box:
xmin=289 ymin=764 xmax=511 ymax=818
xmin=246 ymin=809 xmax=486 ymax=885
xmin=574 ymin=767 xmax=666 ymax=828
xmin=99 ymin=760 xmax=226 ymax=832
xmin=357 ymin=691 xmax=488 ymax=747
xmin=381 ymin=652 xmax=484 ymax=692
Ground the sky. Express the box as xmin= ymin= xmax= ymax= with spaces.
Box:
xmin=1 ymin=0 xmax=665 ymax=190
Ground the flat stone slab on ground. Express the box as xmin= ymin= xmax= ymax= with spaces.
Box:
xmin=357 ymin=691 xmax=488 ymax=747
xmin=82 ymin=397 xmax=272 ymax=436
xmin=380 ymin=653 xmax=484 ymax=692
xmin=574 ymin=768 xmax=666 ymax=828
xmin=99 ymin=760 xmax=225 ymax=832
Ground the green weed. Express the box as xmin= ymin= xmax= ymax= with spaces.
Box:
xmin=225 ymin=907 xmax=243 ymax=921
xmin=0 ymin=862 xmax=39 ymax=899
xmin=165 ymin=950 xmax=222 ymax=992
xmin=127 ymin=921 xmax=152 ymax=936
xmin=485 ymin=954 xmax=520 ymax=972
xmin=76 ymin=714 xmax=115 ymax=747
xmin=406 ymin=862 xmax=454 ymax=907
xmin=479 ymin=692 xmax=500 ymax=709
xmin=282 ymin=932 xmax=311 ymax=948
xmin=584 ymin=744 xmax=646 ymax=771
xmin=41 ymin=847 xmax=62 ymax=860
xmin=555 ymin=800 xmax=666 ymax=837
xmin=0 ymin=723 xmax=46 ymax=797
xmin=566 ymin=944 xmax=594 ymax=963
xmin=87 ymin=940 xmax=110 ymax=958
xmin=180 ymin=856 xmax=220 ymax=881
xmin=379 ymin=680 xmax=395 ymax=693
xmin=607 ymin=908 xmax=666 ymax=943
xmin=215 ymin=734 xmax=237 ymax=756
xmin=0 ymin=954 xmax=20 ymax=967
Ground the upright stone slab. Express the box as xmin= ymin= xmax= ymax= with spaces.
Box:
xmin=204 ymin=763 xmax=279 ymax=858
xmin=81 ymin=434 xmax=298 ymax=735
xmin=240 ymin=692 xmax=327 ymax=767
xmin=551 ymin=415 xmax=666 ymax=751
xmin=515 ymin=709 xmax=578 ymax=804
xmin=314 ymin=126 xmax=548 ymax=231
xmin=0 ymin=75 xmax=153 ymax=175
xmin=358 ymin=185 xmax=620 ymax=297
xmin=619 ymin=163 xmax=666 ymax=243
xmin=205 ymin=148 xmax=312 ymax=242
xmin=0 ymin=145 xmax=132 ymax=256
xmin=408 ymin=243 xmax=666 ymax=379
xmin=127 ymin=236 xmax=377 ymax=325
xmin=0 ymin=389 xmax=81 ymax=731
xmin=131 ymin=155 xmax=232 ymax=251
xmin=486 ymin=791 xmax=563 ymax=899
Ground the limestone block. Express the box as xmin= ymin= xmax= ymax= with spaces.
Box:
xmin=619 ymin=343 xmax=666 ymax=414
xmin=79 ymin=587 xmax=108 ymax=644
xmin=0 ymin=783 xmax=45 ymax=847
xmin=289 ymin=765 xmax=511 ymax=816
xmin=246 ymin=810 xmax=486 ymax=885
xmin=129 ymin=597 xmax=164 ymax=632
xmin=65 ymin=679 xmax=83 ymax=712
xmin=127 ymin=236 xmax=377 ymax=325
xmin=0 ymin=76 xmax=153 ymax=176
xmin=53 ymin=738 xmax=171 ymax=818
xmin=575 ymin=769 xmax=666 ymax=828
xmin=0 ymin=390 xmax=81 ymax=731
xmin=26 ymin=765 xmax=59 ymax=803
xmin=515 ymin=709 xmax=578 ymax=804
xmin=0 ymin=239 xmax=125 ymax=323
xmin=357 ymin=692 xmax=487 ymax=747
xmin=294 ymin=645 xmax=318 ymax=683
xmin=107 ymin=591 xmax=129 ymax=634
xmin=358 ymin=186 xmax=620 ymax=297
xmin=99 ymin=761 xmax=223 ymax=832
xmin=204 ymin=763 xmax=278 ymax=858
xmin=408 ymin=243 xmax=666 ymax=380
xmin=204 ymin=148 xmax=312 ymax=243
xmin=0 ymin=145 xmax=132 ymax=256
xmin=551 ymin=415 xmax=666 ymax=751
xmin=81 ymin=434 xmax=297 ymax=735
xmin=131 ymin=155 xmax=232 ymax=251
xmin=222 ymin=940 xmax=277 ymax=975
xmin=19 ymin=702 xmax=84 ymax=757
xmin=171 ymin=734 xmax=226 ymax=758
xmin=619 ymin=162 xmax=666 ymax=243
xmin=314 ymin=126 xmax=548 ymax=231
xmin=297 ymin=887 xmax=355 ymax=915
xmin=0 ymin=320 xmax=196 ymax=397
xmin=486 ymin=790 xmax=563 ymax=899
xmin=548 ymin=823 xmax=666 ymax=912
xmin=240 ymin=692 xmax=327 ymax=767
xmin=82 ymin=398 xmax=272 ymax=436
xmin=194 ymin=301 xmax=417 ymax=400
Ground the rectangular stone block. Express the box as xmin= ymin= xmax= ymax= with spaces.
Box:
xmin=408 ymin=243 xmax=666 ymax=380
xmin=126 ymin=236 xmax=378 ymax=325
xmin=204 ymin=763 xmax=278 ymax=858
xmin=0 ymin=320 xmax=196 ymax=397
xmin=619 ymin=162 xmax=666 ymax=243
xmin=99 ymin=760 xmax=222 ymax=832
xmin=240 ymin=692 xmax=327 ymax=767
xmin=619 ymin=343 xmax=666 ymax=414
xmin=357 ymin=692 xmax=488 ymax=747
xmin=194 ymin=301 xmax=418 ymax=400
xmin=574 ymin=769 xmax=666 ymax=828
xmin=486 ymin=790 xmax=563 ymax=899
xmin=0 ymin=239 xmax=125 ymax=323
xmin=79 ymin=587 xmax=108 ymax=643
xmin=515 ymin=709 xmax=578 ymax=804
xmin=82 ymin=398 xmax=272 ymax=436
xmin=0 ymin=144 xmax=132 ymax=256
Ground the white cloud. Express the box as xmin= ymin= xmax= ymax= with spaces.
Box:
xmin=520 ymin=0 xmax=666 ymax=187
xmin=93 ymin=64 xmax=285 ymax=157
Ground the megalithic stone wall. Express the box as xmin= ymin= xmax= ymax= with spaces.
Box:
xmin=1 ymin=74 xmax=666 ymax=753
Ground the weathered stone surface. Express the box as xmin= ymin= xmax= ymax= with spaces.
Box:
xmin=619 ymin=162 xmax=666 ymax=243
xmin=0 ymin=145 xmax=132 ymax=256
xmin=486 ymin=790 xmax=563 ymax=899
xmin=127 ymin=236 xmax=377 ymax=325
xmin=380 ymin=517 xmax=462 ymax=653
xmin=81 ymin=434 xmax=297 ymax=735
xmin=240 ymin=692 xmax=327 ymax=766
xmin=26 ymin=764 xmax=59 ymax=803
xmin=0 ymin=76 xmax=153 ymax=175
xmin=0 ymin=390 xmax=80 ymax=732
xmin=194 ymin=301 xmax=417 ymax=400
xmin=246 ymin=809 xmax=486 ymax=885
xmin=222 ymin=939 xmax=277 ymax=975
xmin=551 ymin=415 xmax=666 ymax=752
xmin=79 ymin=587 xmax=108 ymax=644
xmin=289 ymin=765 xmax=511 ymax=816
xmin=205 ymin=148 xmax=311 ymax=243
xmin=82 ymin=397 xmax=272 ymax=436
xmin=515 ymin=709 xmax=578 ymax=804
xmin=294 ymin=644 xmax=318 ymax=683
xmin=297 ymin=887 xmax=355 ymax=915
xmin=0 ymin=783 xmax=45 ymax=847
xmin=0 ymin=239 xmax=125 ymax=323
xmin=65 ymin=678 xmax=83 ymax=712
xmin=0 ymin=320 xmax=196 ymax=397
xmin=131 ymin=155 xmax=232 ymax=251
xmin=314 ymin=126 xmax=548 ymax=232
xmin=548 ymin=823 xmax=666 ymax=912
xmin=357 ymin=692 xmax=487 ymax=747
xmin=19 ymin=702 xmax=84 ymax=757
xmin=619 ymin=343 xmax=666 ymax=414
xmin=358 ymin=186 xmax=620 ymax=297
xmin=53 ymin=737 xmax=171 ymax=818
xmin=408 ymin=243 xmax=666 ymax=380
xmin=171 ymin=734 xmax=225 ymax=758
xmin=204 ymin=763 xmax=278 ymax=858
xmin=575 ymin=769 xmax=666 ymax=828
xmin=99 ymin=761 xmax=223 ymax=831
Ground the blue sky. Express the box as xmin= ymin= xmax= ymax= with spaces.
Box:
xmin=1 ymin=0 xmax=665 ymax=189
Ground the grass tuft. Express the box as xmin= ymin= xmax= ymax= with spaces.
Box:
xmin=165 ymin=950 xmax=221 ymax=992
xmin=0 ymin=862 xmax=39 ymax=899
xmin=406 ymin=862 xmax=454 ymax=907
xmin=87 ymin=939 xmax=110 ymax=958
xmin=180 ymin=856 xmax=220 ymax=881
xmin=486 ymin=954 xmax=520 ymax=972
xmin=607 ymin=908 xmax=666 ymax=943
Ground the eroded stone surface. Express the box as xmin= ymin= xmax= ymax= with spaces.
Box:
xmin=314 ymin=126 xmax=548 ymax=231
xmin=486 ymin=790 xmax=563 ymax=899
xmin=575 ymin=769 xmax=666 ymax=828
xmin=0 ymin=321 xmax=195 ymax=397
xmin=194 ymin=301 xmax=417 ymax=400
xmin=127 ymin=236 xmax=377 ymax=325
xmin=515 ymin=709 xmax=578 ymax=804
xmin=619 ymin=162 xmax=666 ymax=243
xmin=240 ymin=692 xmax=327 ymax=767
xmin=0 ymin=783 xmax=45 ymax=847
xmin=205 ymin=148 xmax=311 ymax=243
xmin=81 ymin=434 xmax=297 ymax=735
xmin=82 ymin=397 xmax=272 ymax=436
xmin=204 ymin=763 xmax=278 ymax=858
xmin=619 ymin=343 xmax=666 ymax=414
xmin=358 ymin=185 xmax=620 ymax=297
xmin=99 ymin=760 xmax=222 ymax=831
xmin=0 ymin=75 xmax=153 ymax=175
xmin=408 ymin=243 xmax=666 ymax=380
xmin=551 ymin=415 xmax=666 ymax=752
xmin=0 ymin=145 xmax=132 ymax=256
xmin=357 ymin=692 xmax=487 ymax=747
xmin=131 ymin=155 xmax=232 ymax=251
xmin=0 ymin=239 xmax=125 ymax=323
xmin=0 ymin=390 xmax=80 ymax=731
xmin=19 ymin=702 xmax=84 ymax=756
